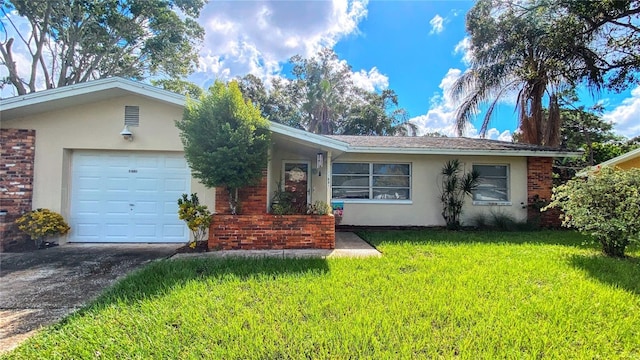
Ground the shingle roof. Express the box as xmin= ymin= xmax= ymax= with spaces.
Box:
xmin=325 ymin=135 xmax=563 ymax=153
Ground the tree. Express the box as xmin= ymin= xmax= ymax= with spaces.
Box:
xmin=291 ymin=48 xmax=354 ymax=135
xmin=451 ymin=0 xmax=594 ymax=146
xmin=236 ymin=74 xmax=303 ymax=128
xmin=343 ymin=89 xmax=417 ymax=136
xmin=1 ymin=0 xmax=205 ymax=95
xmin=152 ymin=79 xmax=203 ymax=99
xmin=545 ymin=166 xmax=640 ymax=257
xmin=556 ymin=0 xmax=640 ymax=92
xmin=235 ymin=49 xmax=415 ymax=136
xmin=439 ymin=160 xmax=480 ymax=229
xmin=176 ymin=81 xmax=270 ymax=215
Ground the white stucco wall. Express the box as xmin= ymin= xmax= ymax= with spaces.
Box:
xmin=269 ymin=146 xmax=329 ymax=209
xmin=331 ymin=153 xmax=528 ymax=226
xmin=1 ymin=95 xmax=215 ymax=224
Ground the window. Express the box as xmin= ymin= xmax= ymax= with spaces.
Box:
xmin=472 ymin=164 xmax=509 ymax=203
xmin=332 ymin=163 xmax=410 ymax=200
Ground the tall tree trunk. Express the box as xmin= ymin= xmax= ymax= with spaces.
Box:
xmin=545 ymin=93 xmax=561 ymax=147
xmin=227 ymin=187 xmax=239 ymax=215
xmin=0 ymin=39 xmax=27 ymax=95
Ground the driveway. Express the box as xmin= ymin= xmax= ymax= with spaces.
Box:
xmin=0 ymin=243 xmax=178 ymax=354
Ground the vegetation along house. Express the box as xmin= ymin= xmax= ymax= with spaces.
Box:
xmin=0 ymin=77 xmax=578 ymax=250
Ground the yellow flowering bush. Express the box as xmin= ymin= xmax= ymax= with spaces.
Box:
xmin=16 ymin=209 xmax=70 ymax=245
xmin=177 ymin=193 xmax=212 ymax=248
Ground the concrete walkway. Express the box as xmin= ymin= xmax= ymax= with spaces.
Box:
xmin=171 ymin=232 xmax=381 ymax=260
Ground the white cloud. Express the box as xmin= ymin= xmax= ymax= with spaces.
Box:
xmin=191 ymin=0 xmax=369 ymax=86
xmin=429 ymin=14 xmax=445 ymax=35
xmin=603 ymin=86 xmax=640 ymax=138
xmin=453 ymin=37 xmax=472 ymax=65
xmin=350 ymin=66 xmax=389 ymax=92
xmin=409 ymin=68 xmax=512 ymax=141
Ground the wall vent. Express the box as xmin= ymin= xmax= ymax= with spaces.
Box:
xmin=124 ymin=106 xmax=140 ymax=126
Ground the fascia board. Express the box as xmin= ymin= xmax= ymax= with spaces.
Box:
xmin=344 ymin=146 xmax=583 ymax=158
xmin=1 ymin=77 xmax=186 ymax=111
xmin=269 ymin=122 xmax=349 ymax=151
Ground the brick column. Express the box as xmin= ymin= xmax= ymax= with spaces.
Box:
xmin=527 ymin=157 xmax=561 ymax=228
xmin=0 ymin=129 xmax=36 ymax=250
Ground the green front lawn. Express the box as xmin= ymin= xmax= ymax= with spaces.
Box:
xmin=4 ymin=231 xmax=640 ymax=359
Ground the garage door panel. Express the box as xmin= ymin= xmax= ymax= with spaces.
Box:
xmin=165 ymin=178 xmax=188 ymax=192
xmin=76 ymin=176 xmax=102 ymax=190
xmin=134 ymin=178 xmax=159 ymax=192
xmin=75 ymin=200 xmax=100 ymax=216
xmin=70 ymin=151 xmax=190 ymax=243
xmin=134 ymin=201 xmax=158 ymax=215
xmin=107 ymin=177 xmax=129 ymax=191
xmin=134 ymin=154 xmax=159 ymax=166
xmin=75 ymin=223 xmax=100 ymax=238
xmin=163 ymin=224 xmax=188 ymax=240
xmin=134 ymin=224 xmax=158 ymax=237
xmin=165 ymin=156 xmax=189 ymax=169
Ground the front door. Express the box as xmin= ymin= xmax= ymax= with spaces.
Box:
xmin=283 ymin=161 xmax=310 ymax=213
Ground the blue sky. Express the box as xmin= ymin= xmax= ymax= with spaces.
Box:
xmin=2 ymin=1 xmax=639 ymax=139
xmin=187 ymin=0 xmax=639 ymax=140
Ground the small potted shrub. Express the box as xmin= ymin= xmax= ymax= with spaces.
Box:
xmin=15 ymin=209 xmax=70 ymax=249
xmin=177 ymin=193 xmax=212 ymax=250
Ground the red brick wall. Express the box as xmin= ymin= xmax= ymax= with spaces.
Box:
xmin=214 ymin=170 xmax=268 ymax=215
xmin=0 ymin=129 xmax=36 ymax=250
xmin=527 ymin=157 xmax=561 ymax=228
xmin=209 ymin=214 xmax=335 ymax=250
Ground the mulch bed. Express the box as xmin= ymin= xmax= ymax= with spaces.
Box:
xmin=174 ymin=241 xmax=208 ymax=254
xmin=2 ymin=240 xmax=58 ymax=253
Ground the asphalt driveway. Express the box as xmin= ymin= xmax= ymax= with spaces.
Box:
xmin=0 ymin=243 xmax=178 ymax=354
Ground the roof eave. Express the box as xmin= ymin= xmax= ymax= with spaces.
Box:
xmin=345 ymin=146 xmax=582 ymax=157
xmin=596 ymin=147 xmax=640 ymax=168
xmin=1 ymin=77 xmax=186 ymax=111
xmin=269 ymin=122 xmax=349 ymax=151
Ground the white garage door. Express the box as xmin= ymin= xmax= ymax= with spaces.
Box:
xmin=69 ymin=151 xmax=190 ymax=243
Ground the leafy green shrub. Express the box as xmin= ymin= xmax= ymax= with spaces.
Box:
xmin=16 ymin=209 xmax=70 ymax=246
xmin=177 ymin=193 xmax=212 ymax=248
xmin=545 ymin=166 xmax=640 ymax=257
xmin=270 ymin=182 xmax=306 ymax=215
xmin=176 ymin=80 xmax=270 ymax=215
xmin=307 ymin=201 xmax=331 ymax=215
xmin=470 ymin=211 xmax=533 ymax=231
xmin=440 ymin=160 xmax=480 ymax=229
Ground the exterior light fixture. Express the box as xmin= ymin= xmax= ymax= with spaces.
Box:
xmin=120 ymin=125 xmax=134 ymax=141
xmin=317 ymin=152 xmax=323 ymax=176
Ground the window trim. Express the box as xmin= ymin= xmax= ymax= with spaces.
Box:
xmin=471 ymin=163 xmax=511 ymax=206
xmin=331 ymin=162 xmax=412 ymax=202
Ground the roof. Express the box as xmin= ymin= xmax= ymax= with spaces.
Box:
xmin=323 ymin=135 xmax=580 ymax=157
xmin=2 ymin=77 xmax=579 ymax=158
xmin=596 ymin=147 xmax=640 ymax=168
xmin=1 ymin=77 xmax=186 ymax=121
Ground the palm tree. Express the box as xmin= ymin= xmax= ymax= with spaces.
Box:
xmin=450 ymin=0 xmax=591 ymax=147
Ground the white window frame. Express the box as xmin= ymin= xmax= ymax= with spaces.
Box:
xmin=472 ymin=164 xmax=511 ymax=206
xmin=331 ymin=162 xmax=412 ymax=204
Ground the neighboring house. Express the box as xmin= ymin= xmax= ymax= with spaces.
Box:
xmin=0 ymin=77 xmax=578 ymax=248
xmin=593 ymin=147 xmax=640 ymax=171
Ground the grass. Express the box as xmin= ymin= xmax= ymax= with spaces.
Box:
xmin=4 ymin=230 xmax=640 ymax=359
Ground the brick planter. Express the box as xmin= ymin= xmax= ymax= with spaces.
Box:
xmin=209 ymin=214 xmax=335 ymax=250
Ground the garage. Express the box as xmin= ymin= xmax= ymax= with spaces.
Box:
xmin=69 ymin=150 xmax=190 ymax=243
